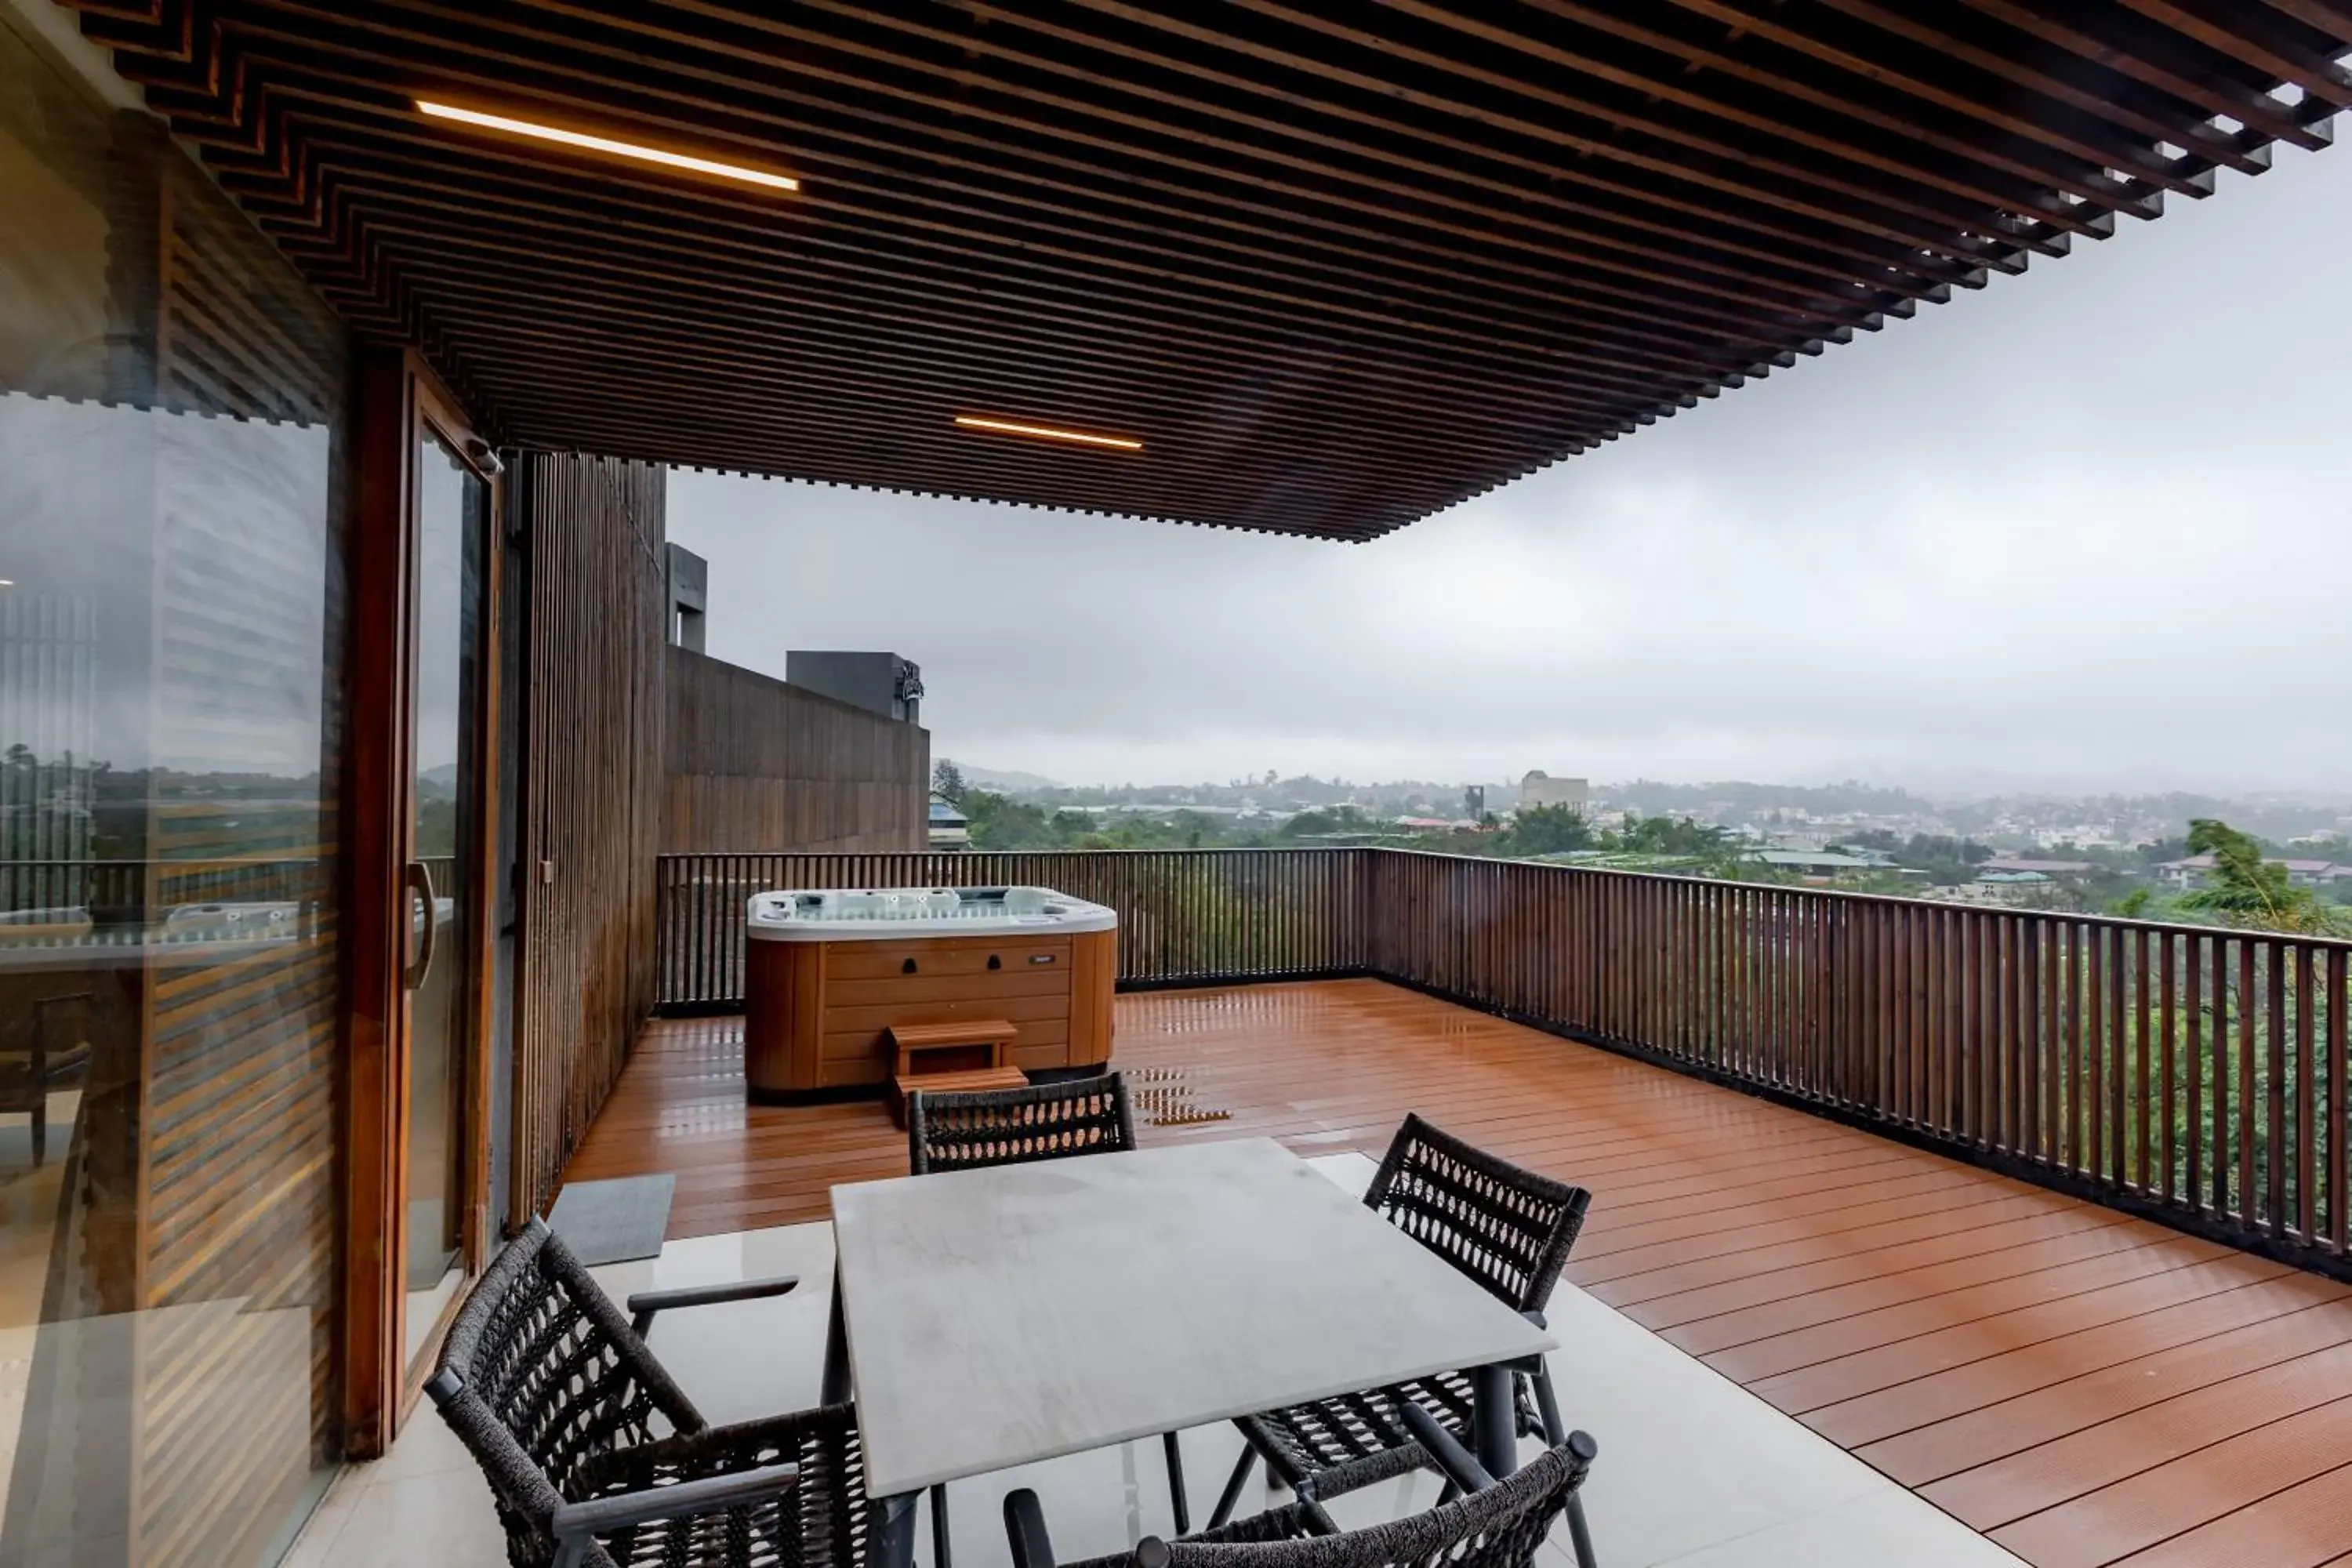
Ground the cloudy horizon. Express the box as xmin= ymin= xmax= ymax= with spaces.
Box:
xmin=668 ymin=133 xmax=2350 ymax=800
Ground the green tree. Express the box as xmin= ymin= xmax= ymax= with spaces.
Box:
xmin=1508 ymin=804 xmax=1595 ymax=855
xmin=931 ymin=759 xmax=967 ymax=806
xmin=1612 ymin=811 xmax=1726 ymax=858
xmin=1279 ymin=806 xmax=1372 ymax=839
xmin=2178 ymin=818 xmax=2344 ymax=936
xmin=962 ymin=789 xmax=1051 ymax=848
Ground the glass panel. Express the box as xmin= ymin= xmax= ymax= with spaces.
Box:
xmin=405 ymin=435 xmax=486 ymax=1371
xmin=0 ymin=13 xmax=346 ymax=1567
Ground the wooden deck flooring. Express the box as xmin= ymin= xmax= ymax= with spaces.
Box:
xmin=564 ymin=978 xmax=2352 ymax=1568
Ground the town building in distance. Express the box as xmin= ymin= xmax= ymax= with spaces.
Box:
xmin=1519 ymin=771 xmax=1591 ymax=814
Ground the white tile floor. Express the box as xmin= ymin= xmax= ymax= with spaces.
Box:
xmin=285 ymin=1155 xmax=2025 ymax=1568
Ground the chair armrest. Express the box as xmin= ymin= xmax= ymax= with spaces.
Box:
xmin=550 ymin=1461 xmax=800 ymax=1565
xmin=1399 ymin=1403 xmax=1497 ymax=1495
xmin=1004 ymin=1486 xmax=1059 ymax=1568
xmin=626 ymin=1275 xmax=797 ymax=1338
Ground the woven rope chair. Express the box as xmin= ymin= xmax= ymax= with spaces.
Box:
xmin=906 ymin=1071 xmax=1138 ymax=1175
xmin=1007 ymin=1426 xmax=1599 ymax=1568
xmin=1205 ymin=1116 xmax=1596 ymax=1568
xmin=428 ymin=1218 xmax=867 ymax=1568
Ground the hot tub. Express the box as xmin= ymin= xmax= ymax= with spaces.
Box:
xmin=742 ymin=885 xmax=1117 ymax=1101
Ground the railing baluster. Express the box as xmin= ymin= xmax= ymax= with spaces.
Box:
xmin=2186 ymin=931 xmax=2204 ymax=1214
xmin=2298 ymin=944 xmax=2316 ymax=1243
xmin=2135 ymin=927 xmax=2152 ymax=1191
xmin=2270 ymin=942 xmax=2289 ymax=1236
xmin=2159 ymin=932 xmax=2177 ymax=1204
xmin=2239 ymin=938 xmax=2258 ymax=1226
xmin=2331 ymin=947 xmax=2349 ymax=1255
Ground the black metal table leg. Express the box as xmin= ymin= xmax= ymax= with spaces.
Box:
xmin=1469 ymin=1362 xmax=1518 ymax=1480
xmin=822 ymin=1258 xmax=851 ymax=1406
xmin=1162 ymin=1431 xmax=1190 ymax=1535
xmin=876 ymin=1491 xmax=920 ymax=1568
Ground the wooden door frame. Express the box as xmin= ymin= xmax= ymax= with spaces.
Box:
xmin=341 ymin=348 xmax=507 ymax=1457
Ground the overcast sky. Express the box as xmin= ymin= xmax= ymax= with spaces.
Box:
xmin=669 ymin=138 xmax=2350 ymax=798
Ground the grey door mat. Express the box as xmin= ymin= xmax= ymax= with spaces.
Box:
xmin=546 ymin=1173 xmax=675 ymax=1265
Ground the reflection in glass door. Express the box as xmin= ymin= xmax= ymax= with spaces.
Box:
xmin=405 ymin=432 xmax=489 ymax=1370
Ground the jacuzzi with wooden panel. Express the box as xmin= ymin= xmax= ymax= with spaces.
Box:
xmin=741 ymin=885 xmax=1117 ymax=1101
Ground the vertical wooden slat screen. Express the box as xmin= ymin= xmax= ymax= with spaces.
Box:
xmin=646 ymin=846 xmax=2352 ymax=1276
xmin=661 ymin=647 xmax=928 ymax=854
xmin=512 ymin=452 xmax=666 ymax=1221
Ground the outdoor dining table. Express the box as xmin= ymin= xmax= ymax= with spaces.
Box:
xmin=825 ymin=1136 xmax=1559 ymax=1568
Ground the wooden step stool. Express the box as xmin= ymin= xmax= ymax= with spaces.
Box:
xmin=887 ymin=1018 xmax=1022 ymax=1128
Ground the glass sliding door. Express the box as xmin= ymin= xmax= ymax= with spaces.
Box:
xmin=402 ymin=432 xmax=491 ymax=1372
xmin=0 ymin=12 xmax=348 ymax=1564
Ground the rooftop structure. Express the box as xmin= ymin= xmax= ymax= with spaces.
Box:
xmin=1745 ymin=848 xmax=1889 ymax=873
xmin=1980 ymin=858 xmax=2099 ymax=876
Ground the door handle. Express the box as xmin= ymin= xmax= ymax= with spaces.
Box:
xmin=405 ymin=860 xmax=438 ymax=990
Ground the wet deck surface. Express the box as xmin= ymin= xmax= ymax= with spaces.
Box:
xmin=567 ymin=978 xmax=2352 ymax=1567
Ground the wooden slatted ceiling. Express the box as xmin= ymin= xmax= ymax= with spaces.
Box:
xmin=70 ymin=1 xmax=2352 ymax=541
xmin=569 ymin=981 xmax=2352 ymax=1566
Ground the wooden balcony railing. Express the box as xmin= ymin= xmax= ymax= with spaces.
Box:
xmin=653 ymin=850 xmax=1370 ymax=1007
xmin=652 ymin=848 xmax=2352 ymax=1278
xmin=2 ymin=857 xmax=323 ymax=920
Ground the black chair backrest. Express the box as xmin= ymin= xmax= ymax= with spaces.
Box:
xmin=1163 ymin=1436 xmax=1595 ymax=1568
xmin=908 ymin=1072 xmax=1138 ymax=1174
xmin=427 ymin=1220 xmax=705 ymax=1546
xmin=1363 ymin=1114 xmax=1591 ymax=1315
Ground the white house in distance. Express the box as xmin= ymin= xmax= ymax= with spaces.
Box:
xmin=2155 ymin=854 xmax=2350 ymax=891
xmin=1519 ymin=771 xmax=1591 ymax=813
xmin=927 ymin=795 xmax=971 ymax=851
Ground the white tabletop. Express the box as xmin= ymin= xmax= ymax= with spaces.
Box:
xmin=830 ymin=1137 xmax=1557 ymax=1498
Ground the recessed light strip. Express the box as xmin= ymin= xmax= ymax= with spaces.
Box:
xmin=416 ymin=100 xmax=799 ymax=191
xmin=953 ymin=416 xmax=1142 ymax=451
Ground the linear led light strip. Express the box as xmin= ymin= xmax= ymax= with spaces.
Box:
xmin=416 ymin=100 xmax=799 ymax=191
xmin=953 ymin=416 xmax=1143 ymax=451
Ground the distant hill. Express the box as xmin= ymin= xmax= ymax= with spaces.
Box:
xmin=949 ymin=761 xmax=1066 ymax=793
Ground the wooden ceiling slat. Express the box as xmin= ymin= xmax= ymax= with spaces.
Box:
xmin=384 ymin=283 xmax=1633 ymax=467
xmin=2115 ymin=0 xmax=2352 ymax=107
xmin=2263 ymin=0 xmax=2352 ymax=40
xmin=63 ymin=0 xmax=2351 ymax=539
xmin=213 ymin=5 xmax=1930 ymax=332
xmin=1628 ymin=0 xmax=2212 ymax=191
xmin=1948 ymin=0 xmax=2337 ymax=148
xmin=851 ymin=0 xmax=2048 ymax=266
xmin=495 ymin=385 xmax=1438 ymax=535
xmin=238 ymin=118 xmax=1806 ymax=380
xmin=592 ymin=0 xmax=1991 ymax=285
xmin=481 ymin=0 xmax=1974 ymax=299
xmin=1797 ymin=0 xmax=2264 ymax=176
xmin=275 ymin=178 xmax=1722 ymax=426
xmin=1151 ymin=0 xmax=2102 ymax=239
